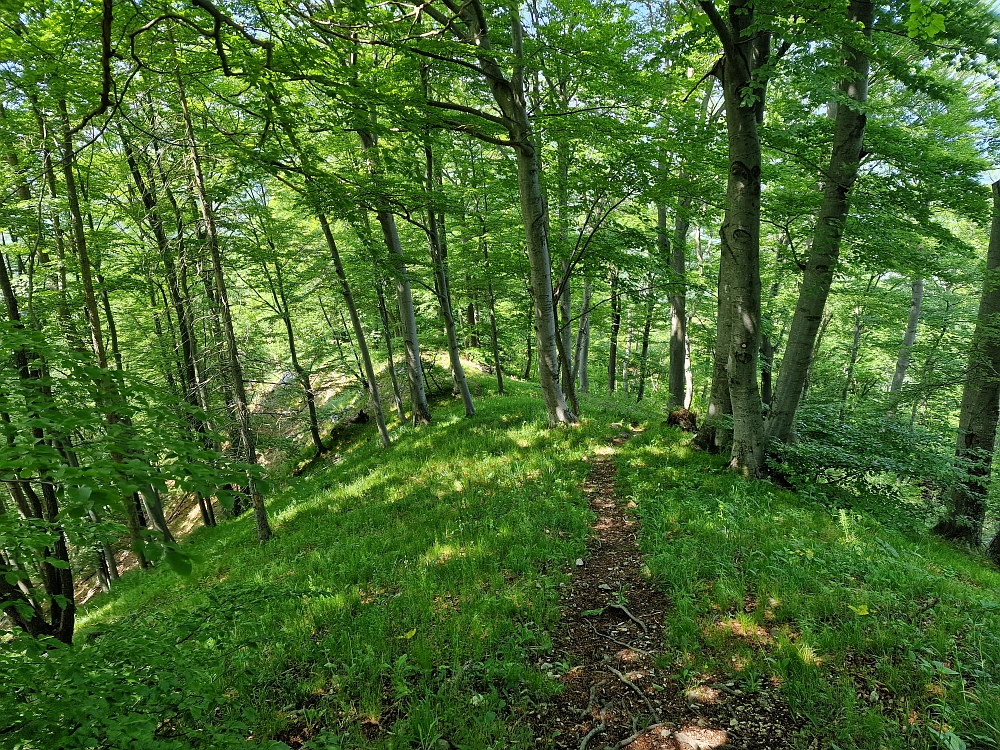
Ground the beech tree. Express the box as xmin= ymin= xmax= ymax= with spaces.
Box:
xmin=934 ymin=181 xmax=1000 ymax=552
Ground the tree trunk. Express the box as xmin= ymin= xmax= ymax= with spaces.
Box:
xmin=888 ymin=277 xmax=924 ymax=415
xmin=482 ymin=231 xmax=505 ymax=396
xmin=269 ymin=259 xmax=325 ymax=454
xmin=560 ymin=259 xmax=573 ymax=394
xmin=466 ymin=281 xmax=480 ymax=348
xmin=668 ymin=202 xmax=690 ymax=409
xmin=575 ymin=281 xmax=592 ymax=394
xmin=424 ymin=140 xmax=475 ymax=416
xmin=376 ymin=279 xmax=407 ymax=422
xmin=760 ymin=333 xmax=776 ymax=408
xmin=801 ymin=311 xmax=832 ymax=403
xmin=608 ymin=269 xmax=621 ymax=393
xmin=622 ymin=307 xmax=634 ymax=393
xmin=766 ymin=0 xmax=874 ymax=444
xmin=759 ymin=277 xmax=782 ymax=408
xmin=457 ymin=1 xmax=575 ymax=425
xmin=317 ymin=214 xmax=392 ymax=447
xmin=0 ymin=249 xmax=75 ymax=643
xmin=934 ymin=181 xmax=1000 ymax=546
xmin=123 ymin=132 xmax=214 ymax=476
xmin=839 ymin=303 xmax=866 ymax=421
xmin=175 ymin=79 xmax=271 ymax=542
xmin=691 ymin=219 xmax=734 ymax=453
xmin=358 ymin=129 xmax=431 ymax=425
xmin=636 ymin=292 xmax=655 ymax=403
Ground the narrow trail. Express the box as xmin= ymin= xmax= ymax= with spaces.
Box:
xmin=533 ymin=427 xmax=797 ymax=750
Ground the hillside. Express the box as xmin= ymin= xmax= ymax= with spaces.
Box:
xmin=4 ymin=380 xmax=1000 ymax=749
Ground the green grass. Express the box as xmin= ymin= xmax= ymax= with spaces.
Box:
xmin=4 ymin=378 xmax=642 ymax=750
xmin=617 ymin=424 xmax=1000 ymax=750
xmin=6 ymin=381 xmax=1000 ymax=750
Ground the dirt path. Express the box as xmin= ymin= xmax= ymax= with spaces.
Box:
xmin=533 ymin=428 xmax=797 ymax=750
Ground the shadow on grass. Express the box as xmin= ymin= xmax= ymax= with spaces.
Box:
xmin=616 ymin=425 xmax=1000 ymax=750
xmin=5 ymin=379 xmax=666 ymax=750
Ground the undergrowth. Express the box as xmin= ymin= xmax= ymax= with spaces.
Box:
xmin=618 ymin=425 xmax=1000 ymax=750
xmin=3 ymin=378 xmax=624 ymax=749
xmin=5 ymin=380 xmax=1000 ymax=750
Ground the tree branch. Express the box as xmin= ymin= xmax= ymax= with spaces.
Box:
xmin=426 ymin=99 xmax=506 ymax=127
xmin=698 ymin=0 xmax=735 ymax=56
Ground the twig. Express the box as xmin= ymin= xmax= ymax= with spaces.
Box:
xmin=607 ymin=602 xmax=648 ymax=633
xmin=585 ymin=679 xmax=607 ymax=716
xmin=607 ymin=666 xmax=660 ymax=720
xmin=586 ymin=620 xmax=651 ymax=656
xmin=614 ymin=722 xmax=671 ymax=749
xmin=579 ymin=705 xmax=608 ymax=750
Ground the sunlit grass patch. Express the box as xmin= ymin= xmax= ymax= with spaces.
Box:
xmin=7 ymin=378 xmax=638 ymax=749
xmin=618 ymin=424 xmax=1000 ymax=750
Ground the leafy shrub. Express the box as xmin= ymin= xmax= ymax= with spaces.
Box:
xmin=768 ymin=406 xmax=967 ymax=510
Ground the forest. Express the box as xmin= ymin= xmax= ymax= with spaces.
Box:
xmin=3 ymin=0 xmax=1000 ymax=747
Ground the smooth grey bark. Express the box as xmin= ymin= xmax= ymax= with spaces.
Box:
xmin=935 ymin=181 xmax=1000 ymax=548
xmin=358 ymin=130 xmax=432 ymax=425
xmin=264 ymin=258 xmax=325 ymax=454
xmin=575 ymin=280 xmax=592 ymax=393
xmin=766 ymin=0 xmax=874 ymax=444
xmin=466 ymin=287 xmax=480 ymax=347
xmin=375 ymin=278 xmax=407 ymax=422
xmin=801 ymin=311 xmax=832 ymax=402
xmin=888 ymin=277 xmax=924 ymax=408
xmin=560 ymin=259 xmax=573 ymax=394
xmin=123 ymin=133 xmax=217 ymax=527
xmin=554 ymin=87 xmax=573 ymax=397
xmin=481 ymin=225 xmax=505 ymax=396
xmin=692 ymin=267 xmax=733 ymax=452
xmin=839 ymin=302 xmax=866 ymax=421
xmin=424 ymin=141 xmax=475 ymax=416
xmin=0 ymin=253 xmax=75 ymax=643
xmin=684 ymin=323 xmax=694 ymax=409
xmin=446 ymin=1 xmax=576 ymax=424
xmin=667 ymin=201 xmax=690 ymax=408
xmin=608 ymin=269 xmax=621 ymax=393
xmin=636 ymin=292 xmax=655 ymax=403
xmin=622 ymin=308 xmax=634 ymax=393
xmin=317 ymin=214 xmax=392 ymax=447
xmin=759 ymin=277 xmax=782 ymax=408
xmin=175 ymin=81 xmax=271 ymax=542
xmin=696 ymin=0 xmax=770 ymax=476
xmin=61 ymin=100 xmax=179 ymax=547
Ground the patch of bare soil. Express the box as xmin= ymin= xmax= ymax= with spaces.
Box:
xmin=532 ymin=428 xmax=799 ymax=750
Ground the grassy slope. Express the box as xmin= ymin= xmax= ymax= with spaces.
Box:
xmin=6 ymin=379 xmax=1000 ymax=750
xmin=618 ymin=425 xmax=1000 ymax=749
xmin=12 ymin=380 xmax=618 ymax=749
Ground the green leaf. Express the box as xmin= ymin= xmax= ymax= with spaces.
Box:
xmin=580 ymin=608 xmax=604 ymax=617
xmin=44 ymin=557 xmax=71 ymax=569
xmin=66 ymin=485 xmax=92 ymax=504
xmin=164 ymin=546 xmax=193 ymax=577
xmin=216 ymin=490 xmax=235 ymax=511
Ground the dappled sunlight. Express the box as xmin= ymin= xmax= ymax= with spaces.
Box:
xmin=623 ymin=724 xmax=729 ymax=749
xmin=419 ymin=542 xmax=473 ymax=567
xmin=672 ymin=726 xmax=729 ymax=749
xmin=712 ymin=617 xmax=774 ymax=646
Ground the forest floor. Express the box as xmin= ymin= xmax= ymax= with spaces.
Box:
xmin=533 ymin=428 xmax=799 ymax=750
xmin=17 ymin=375 xmax=1000 ymax=750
